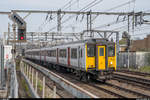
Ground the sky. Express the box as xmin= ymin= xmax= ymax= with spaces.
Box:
xmin=0 ymin=0 xmax=150 ymax=41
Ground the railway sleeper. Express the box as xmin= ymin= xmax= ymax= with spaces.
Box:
xmin=106 ymin=83 xmax=150 ymax=98
xmin=113 ymin=74 xmax=150 ymax=86
xmin=112 ymin=77 xmax=150 ymax=91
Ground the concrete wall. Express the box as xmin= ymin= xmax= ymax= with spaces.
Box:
xmin=118 ymin=52 xmax=150 ymax=68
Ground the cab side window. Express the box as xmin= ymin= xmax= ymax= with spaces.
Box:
xmin=71 ymin=48 xmax=77 ymax=59
xmin=100 ymin=48 xmax=104 ymax=56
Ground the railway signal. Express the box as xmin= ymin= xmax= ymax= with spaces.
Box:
xmin=18 ymin=28 xmax=26 ymax=41
xmin=9 ymin=12 xmax=27 ymax=42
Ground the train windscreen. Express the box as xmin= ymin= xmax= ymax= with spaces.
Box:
xmin=108 ymin=46 xmax=115 ymax=57
xmin=87 ymin=45 xmax=95 ymax=57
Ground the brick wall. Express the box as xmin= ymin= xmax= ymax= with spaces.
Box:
xmin=131 ymin=35 xmax=150 ymax=51
xmin=147 ymin=35 xmax=150 ymax=50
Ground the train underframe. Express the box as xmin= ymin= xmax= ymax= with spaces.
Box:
xmin=26 ymin=58 xmax=114 ymax=82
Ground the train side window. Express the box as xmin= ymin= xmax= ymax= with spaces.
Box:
xmin=63 ymin=50 xmax=66 ymax=58
xmin=81 ymin=49 xmax=82 ymax=58
xmin=44 ymin=51 xmax=47 ymax=56
xmin=51 ymin=50 xmax=56 ymax=57
xmin=59 ymin=50 xmax=61 ymax=57
xmin=50 ymin=50 xmax=53 ymax=57
xmin=41 ymin=51 xmax=42 ymax=56
xmin=59 ymin=49 xmax=66 ymax=58
xmin=45 ymin=51 xmax=47 ymax=56
xmin=100 ymin=48 xmax=104 ymax=56
xmin=53 ymin=50 xmax=56 ymax=57
xmin=49 ymin=50 xmax=52 ymax=57
xmin=55 ymin=50 xmax=56 ymax=57
xmin=50 ymin=51 xmax=52 ymax=57
xmin=47 ymin=51 xmax=50 ymax=56
xmin=71 ymin=48 xmax=77 ymax=59
xmin=42 ymin=51 xmax=44 ymax=56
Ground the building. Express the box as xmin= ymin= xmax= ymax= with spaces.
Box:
xmin=131 ymin=35 xmax=150 ymax=51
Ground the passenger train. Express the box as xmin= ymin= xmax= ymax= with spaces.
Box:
xmin=25 ymin=38 xmax=116 ymax=82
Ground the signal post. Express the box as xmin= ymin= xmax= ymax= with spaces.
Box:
xmin=9 ymin=11 xmax=27 ymax=58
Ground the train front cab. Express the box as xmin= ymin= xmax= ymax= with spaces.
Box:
xmin=97 ymin=43 xmax=116 ymax=80
xmin=86 ymin=42 xmax=116 ymax=81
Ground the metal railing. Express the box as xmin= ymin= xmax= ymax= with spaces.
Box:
xmin=20 ymin=61 xmax=40 ymax=98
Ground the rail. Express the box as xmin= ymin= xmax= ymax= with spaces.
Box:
xmin=116 ymin=69 xmax=150 ymax=76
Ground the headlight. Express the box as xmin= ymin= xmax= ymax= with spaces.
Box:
xmin=110 ymin=62 xmax=113 ymax=64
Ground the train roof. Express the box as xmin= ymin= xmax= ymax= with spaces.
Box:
xmin=25 ymin=38 xmax=114 ymax=52
xmin=55 ymin=38 xmax=112 ymax=46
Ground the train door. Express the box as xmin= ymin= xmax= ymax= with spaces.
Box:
xmin=98 ymin=46 xmax=106 ymax=70
xmin=68 ymin=47 xmax=70 ymax=66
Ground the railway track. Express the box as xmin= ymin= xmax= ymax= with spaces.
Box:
xmin=60 ymin=71 xmax=150 ymax=98
xmin=105 ymin=81 xmax=150 ymax=98
xmin=47 ymin=69 xmax=119 ymax=98
xmin=113 ymin=76 xmax=150 ymax=91
xmin=89 ymin=83 xmax=126 ymax=98
xmin=116 ymin=69 xmax=150 ymax=77
xmin=113 ymin=72 xmax=150 ymax=91
xmin=113 ymin=72 xmax=150 ymax=86
xmin=26 ymin=60 xmax=125 ymax=98
xmin=23 ymin=59 xmax=150 ymax=98
xmin=42 ymin=66 xmax=150 ymax=98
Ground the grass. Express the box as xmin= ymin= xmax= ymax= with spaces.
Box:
xmin=16 ymin=59 xmax=20 ymax=71
xmin=15 ymin=58 xmax=32 ymax=97
xmin=129 ymin=66 xmax=150 ymax=73
xmin=29 ymin=72 xmax=43 ymax=93
xmin=21 ymin=77 xmax=32 ymax=97
xmin=139 ymin=66 xmax=150 ymax=73
xmin=16 ymin=58 xmax=45 ymax=97
xmin=38 ymin=80 xmax=43 ymax=92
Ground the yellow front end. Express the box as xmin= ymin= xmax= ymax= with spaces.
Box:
xmin=85 ymin=44 xmax=116 ymax=72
